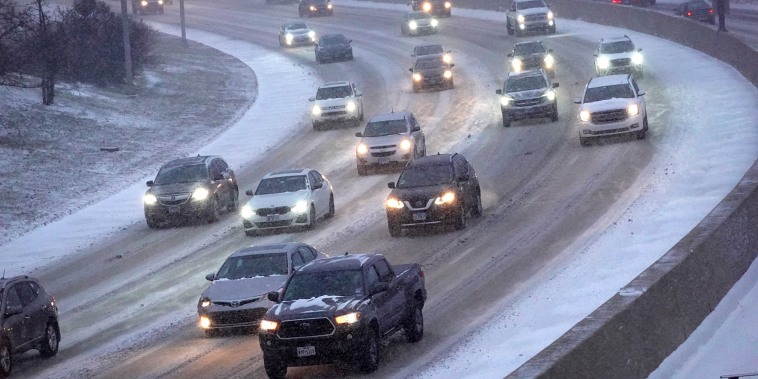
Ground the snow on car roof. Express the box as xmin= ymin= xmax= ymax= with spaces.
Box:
xmin=369 ymin=111 xmax=409 ymax=122
xmin=300 ymin=253 xmax=379 ymax=272
xmin=601 ymin=35 xmax=632 ymax=43
xmin=320 ymin=81 xmax=351 ymax=88
xmin=507 ymin=69 xmax=545 ymax=78
xmin=588 ymin=74 xmax=631 ymax=88
xmin=267 ymin=168 xmax=309 ymax=177
xmin=230 ymin=243 xmax=294 ymax=257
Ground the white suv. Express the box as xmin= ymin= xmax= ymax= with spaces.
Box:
xmin=594 ymin=35 xmax=644 ymax=78
xmin=574 ymin=74 xmax=648 ymax=146
xmin=308 ymin=81 xmax=364 ymax=131
xmin=240 ymin=169 xmax=334 ymax=236
xmin=354 ymin=111 xmax=426 ymax=176
xmin=506 ymin=0 xmax=556 ymax=36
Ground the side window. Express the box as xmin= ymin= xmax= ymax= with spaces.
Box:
xmin=291 ymin=251 xmax=305 ymax=269
xmin=307 ymin=171 xmax=317 ymax=187
xmin=366 ymin=266 xmax=381 ymax=288
xmin=374 ymin=259 xmax=394 ymax=282
xmin=453 ymin=157 xmax=468 ymax=178
xmin=209 ymin=160 xmax=221 ymax=180
xmin=16 ymin=282 xmax=36 ymax=306
xmin=298 ymin=246 xmax=316 ymax=262
xmin=312 ymin=171 xmax=324 ymax=185
xmin=218 ymin=159 xmax=229 ymax=172
xmin=631 ymin=80 xmax=641 ymax=96
xmin=5 ymin=286 xmax=22 ymax=308
xmin=28 ymin=281 xmax=40 ymax=296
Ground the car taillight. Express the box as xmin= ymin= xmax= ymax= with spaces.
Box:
xmin=612 ymin=0 xmax=621 ymax=3
xmin=419 ymin=270 xmax=425 ymax=278
xmin=709 ymin=8 xmax=714 ymax=13
xmin=686 ymin=11 xmax=693 ymax=16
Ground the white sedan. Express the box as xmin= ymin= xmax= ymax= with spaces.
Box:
xmin=240 ymin=169 xmax=334 ymax=236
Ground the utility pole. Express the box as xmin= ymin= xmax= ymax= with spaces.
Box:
xmin=120 ymin=0 xmax=135 ymax=94
xmin=179 ymin=0 xmax=187 ymax=46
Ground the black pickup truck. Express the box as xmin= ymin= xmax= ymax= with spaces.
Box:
xmin=258 ymin=253 xmax=426 ymax=378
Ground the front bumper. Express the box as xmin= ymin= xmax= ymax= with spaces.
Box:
xmin=312 ymin=107 xmax=360 ymax=124
xmin=516 ymin=19 xmax=555 ymax=33
xmin=407 ymin=25 xmax=437 ymax=35
xmin=259 ymin=326 xmax=368 ymax=366
xmin=316 ymin=49 xmax=351 ymax=61
xmin=198 ymin=303 xmax=271 ymax=330
xmin=579 ymin=111 xmax=645 ymax=137
xmin=144 ymin=199 xmax=211 ymax=222
xmin=284 ymin=36 xmax=316 ymax=46
xmin=357 ymin=146 xmax=413 ymax=167
xmin=387 ymin=202 xmax=459 ymax=228
xmin=413 ymin=74 xmax=452 ymax=89
xmin=502 ymin=100 xmax=556 ymax=121
xmin=242 ymin=208 xmax=311 ymax=232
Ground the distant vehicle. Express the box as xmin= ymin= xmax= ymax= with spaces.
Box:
xmin=409 ymin=0 xmax=452 ymax=17
xmin=258 ymin=253 xmax=427 ymax=378
xmin=0 ymin=276 xmax=60 ymax=377
xmin=594 ymin=35 xmax=644 ymax=78
xmin=386 ymin=153 xmax=482 ymax=236
xmin=674 ymin=0 xmax=715 ymax=24
xmin=355 ymin=111 xmax=426 ymax=176
xmin=401 ymin=11 xmax=439 ymax=35
xmin=412 ymin=43 xmax=452 ymax=64
xmin=309 ymin=81 xmax=364 ymax=131
xmin=197 ymin=242 xmax=327 ymax=337
xmin=278 ymin=22 xmax=317 ymax=47
xmin=299 ymin=0 xmax=333 ymax=17
xmin=410 ymin=55 xmax=454 ymax=92
xmin=611 ymin=0 xmax=655 ymax=6
xmin=143 ymin=155 xmax=239 ymax=228
xmin=240 ymin=169 xmax=334 ymax=236
xmin=314 ymin=34 xmax=353 ymax=63
xmin=132 ymin=0 xmax=164 ymax=14
xmin=574 ymin=74 xmax=648 ymax=146
xmin=507 ymin=40 xmax=555 ymax=77
xmin=506 ymin=0 xmax=556 ymax=36
xmin=496 ymin=69 xmax=559 ymax=127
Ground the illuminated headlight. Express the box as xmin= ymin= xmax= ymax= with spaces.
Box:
xmin=198 ymin=316 xmax=211 ymax=329
xmin=434 ymin=191 xmax=456 ymax=205
xmin=240 ymin=205 xmax=254 ymax=218
xmin=423 ymin=2 xmax=431 ymax=11
xmin=308 ymin=30 xmax=316 ymax=39
xmin=597 ymin=56 xmax=610 ymax=70
xmin=312 ymin=105 xmax=322 ymax=116
xmin=431 ymin=18 xmax=439 ymax=27
xmin=356 ymin=143 xmax=368 ymax=155
xmin=544 ymin=54 xmax=554 ymax=69
xmin=285 ymin=33 xmax=294 ymax=42
xmin=386 ymin=197 xmax=405 ymax=209
xmin=399 ymin=139 xmax=412 ymax=151
xmin=335 ymin=312 xmax=361 ymax=324
xmin=309 ymin=5 xmax=316 ymax=11
xmin=543 ymin=90 xmax=556 ymax=101
xmin=517 ymin=14 xmax=525 ymax=23
xmin=580 ymin=110 xmax=591 ymax=122
xmin=500 ymin=96 xmax=513 ymax=107
xmin=346 ymin=101 xmax=356 ymax=112
xmin=443 ymin=70 xmax=452 ymax=79
xmin=632 ymin=52 xmax=643 ymax=65
xmin=511 ymin=58 xmax=522 ymax=72
xmin=444 ymin=1 xmax=451 ymax=8
xmin=627 ymin=103 xmax=639 ymax=116
xmin=141 ymin=0 xmax=147 ymax=5
xmin=143 ymin=193 xmax=157 ymax=205
xmin=409 ymin=21 xmax=418 ymax=30
xmin=199 ymin=297 xmax=212 ymax=308
xmin=260 ymin=319 xmax=279 ymax=332
xmin=413 ymin=73 xmax=422 ymax=82
xmin=547 ymin=11 xmax=554 ymax=20
xmin=442 ymin=53 xmax=452 ymax=63
xmin=292 ymin=200 xmax=309 ymax=214
xmin=327 ymin=3 xmax=332 ymax=9
xmin=158 ymin=0 xmax=163 ymax=4
xmin=192 ymin=187 xmax=210 ymax=201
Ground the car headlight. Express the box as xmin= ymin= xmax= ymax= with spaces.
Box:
xmin=199 ymin=297 xmax=212 ymax=308
xmin=517 ymin=14 xmax=525 ymax=23
xmin=442 ymin=53 xmax=452 ymax=64
xmin=444 ymin=1 xmax=451 ymax=8
xmin=500 ymin=96 xmax=513 ymax=107
xmin=386 ymin=197 xmax=405 ymax=209
xmin=434 ymin=191 xmax=456 ymax=205
xmin=443 ymin=70 xmax=453 ymax=79
xmin=627 ymin=103 xmax=639 ymax=116
xmin=542 ymin=90 xmax=556 ymax=101
xmin=632 ymin=52 xmax=643 ymax=65
xmin=292 ymin=200 xmax=309 ymax=214
xmin=413 ymin=73 xmax=422 ymax=82
xmin=399 ymin=139 xmax=412 ymax=151
xmin=335 ymin=312 xmax=361 ymax=324
xmin=260 ymin=319 xmax=279 ymax=332
xmin=198 ymin=316 xmax=211 ymax=329
xmin=597 ymin=56 xmax=610 ymax=70
xmin=431 ymin=18 xmax=438 ymax=27
xmin=511 ymin=58 xmax=522 ymax=72
xmin=285 ymin=33 xmax=293 ymax=42
xmin=409 ymin=21 xmax=418 ymax=30
xmin=356 ymin=143 xmax=368 ymax=155
xmin=547 ymin=11 xmax=554 ymax=20
xmin=544 ymin=54 xmax=554 ymax=69
xmin=327 ymin=3 xmax=332 ymax=9
xmin=309 ymin=5 xmax=316 ymax=11
xmin=346 ymin=101 xmax=356 ymax=112
xmin=312 ymin=105 xmax=322 ymax=116
xmin=143 ymin=193 xmax=157 ymax=205
xmin=158 ymin=0 xmax=163 ymax=4
xmin=141 ymin=0 xmax=147 ymax=5
xmin=192 ymin=187 xmax=210 ymax=201
xmin=580 ymin=110 xmax=591 ymax=122
xmin=423 ymin=2 xmax=431 ymax=11
xmin=240 ymin=205 xmax=255 ymax=218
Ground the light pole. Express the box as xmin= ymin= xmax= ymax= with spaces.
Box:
xmin=179 ymin=0 xmax=187 ymax=46
xmin=119 ymin=0 xmax=135 ymax=94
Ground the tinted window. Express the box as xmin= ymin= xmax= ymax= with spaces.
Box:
xmin=600 ymin=40 xmax=635 ymax=54
xmin=374 ymin=260 xmax=394 ymax=282
xmin=286 ymin=23 xmax=308 ymax=30
xmin=320 ymin=35 xmax=347 ymax=46
xmin=283 ymin=270 xmax=364 ymax=300
xmin=5 ymin=286 xmax=22 ymax=308
xmin=415 ymin=45 xmax=444 ymax=56
xmin=216 ymin=253 xmax=288 ymax=279
xmin=154 ymin=163 xmax=208 ymax=185
xmin=366 ymin=266 xmax=381 ymax=288
xmin=513 ymin=43 xmax=546 ymax=55
xmin=16 ymin=282 xmax=36 ymax=305
xmin=415 ymin=58 xmax=444 ymax=69
xmin=453 ymin=157 xmax=468 ymax=177
xmin=255 ymin=175 xmax=307 ymax=195
xmin=505 ymin=75 xmax=547 ymax=92
xmin=363 ymin=119 xmax=409 ymax=137
xmin=397 ymin=165 xmax=454 ymax=188
xmin=292 ymin=252 xmax=305 ymax=269
xmin=584 ymin=83 xmax=635 ymax=103
xmin=516 ymin=0 xmax=545 ymax=10
xmin=298 ymin=246 xmax=317 ymax=261
xmin=316 ymin=85 xmax=353 ymax=100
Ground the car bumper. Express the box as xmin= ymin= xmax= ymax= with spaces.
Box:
xmin=516 ymin=20 xmax=555 ymax=32
xmin=387 ymin=203 xmax=459 ymax=228
xmin=313 ymin=109 xmax=361 ymax=123
xmin=138 ymin=3 xmax=163 ymax=12
xmin=259 ymin=327 xmax=368 ymax=366
xmin=242 ymin=209 xmax=311 ymax=231
xmin=414 ymin=75 xmax=452 ymax=89
xmin=308 ymin=7 xmax=332 ymax=15
xmin=144 ymin=201 xmax=210 ymax=221
xmin=580 ymin=113 xmax=645 ymax=137
xmin=502 ymin=102 xmax=556 ymax=120
xmin=316 ymin=50 xmax=351 ymax=61
xmin=357 ymin=148 xmax=413 ymax=166
xmin=284 ymin=37 xmax=316 ymax=46
xmin=597 ymin=64 xmax=643 ymax=75
xmin=198 ymin=304 xmax=270 ymax=330
xmin=408 ymin=25 xmax=437 ymax=34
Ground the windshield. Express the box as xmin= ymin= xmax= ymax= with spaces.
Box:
xmin=505 ymin=75 xmax=547 ymax=92
xmin=397 ymin=166 xmax=454 ymax=188
xmin=154 ymin=163 xmax=207 ymax=185
xmin=513 ymin=43 xmax=546 ymax=55
xmin=600 ymin=40 xmax=635 ymax=54
xmin=415 ymin=58 xmax=444 ymax=70
xmin=320 ymin=35 xmax=346 ymax=46
xmin=316 ymin=85 xmax=352 ymax=100
xmin=516 ymin=0 xmax=545 ymax=10
xmin=583 ymin=84 xmax=635 ymax=103
xmin=255 ymin=176 xmax=307 ymax=195
xmin=285 ymin=23 xmax=308 ymax=31
xmin=216 ymin=253 xmax=288 ymax=279
xmin=409 ymin=12 xmax=430 ymax=20
xmin=363 ymin=119 xmax=408 ymax=137
xmin=283 ymin=270 xmax=364 ymax=300
xmin=415 ymin=45 xmax=443 ymax=56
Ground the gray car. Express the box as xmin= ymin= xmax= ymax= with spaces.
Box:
xmin=355 ymin=111 xmax=426 ymax=176
xmin=197 ymin=242 xmax=327 ymax=336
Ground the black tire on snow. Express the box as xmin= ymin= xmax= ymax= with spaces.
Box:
xmin=358 ymin=328 xmax=380 ymax=373
xmin=405 ymin=302 xmax=424 ymax=342
xmin=39 ymin=322 xmax=60 ymax=357
xmin=207 ymin=197 xmax=220 ymax=223
xmin=306 ymin=205 xmax=317 ymax=230
xmin=471 ymin=190 xmax=483 ymax=218
xmin=0 ymin=340 xmax=11 ymax=378
xmin=389 ymin=223 xmax=401 ymax=237
xmin=326 ymin=194 xmax=335 ymax=218
xmin=227 ymin=188 xmax=239 ymax=211
xmin=454 ymin=203 xmax=466 ymax=230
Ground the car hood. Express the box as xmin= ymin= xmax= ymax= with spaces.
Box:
xmin=149 ymin=182 xmax=205 ymax=195
xmin=203 ymin=275 xmax=288 ymax=301
xmin=287 ymin=29 xmax=311 ymax=37
xmin=408 ymin=18 xmax=433 ymax=26
xmin=415 ymin=66 xmax=447 ymax=75
xmin=582 ymin=97 xmax=636 ymax=112
xmin=518 ymin=7 xmax=549 ymax=16
xmin=514 ymin=52 xmax=546 ymax=63
xmin=506 ymin=88 xmax=547 ymax=100
xmin=360 ymin=134 xmax=409 ymax=147
xmin=598 ymin=51 xmax=634 ymax=60
xmin=245 ymin=190 xmax=310 ymax=209
xmin=270 ymin=295 xmax=365 ymax=320
xmin=392 ymin=183 xmax=457 ymax=200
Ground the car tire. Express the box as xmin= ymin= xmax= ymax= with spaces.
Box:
xmin=550 ymin=25 xmax=556 ymax=34
xmin=502 ymin=112 xmax=512 ymax=127
xmin=454 ymin=203 xmax=467 ymax=230
xmin=358 ymin=327 xmax=380 ymax=373
xmin=506 ymin=21 xmax=514 ymax=35
xmin=412 ymin=84 xmax=420 ymax=93
xmin=389 ymin=223 xmax=402 ymax=237
xmin=448 ymin=79 xmax=454 ymax=90
xmin=146 ymin=216 xmax=160 ymax=229
xmin=313 ymin=121 xmax=321 ymax=131
xmin=580 ymin=136 xmax=591 ymax=146
xmin=404 ymin=302 xmax=424 ymax=343
xmin=264 ymin=358 xmax=287 ymax=379
xmin=401 ymin=25 xmax=406 ymax=35
xmin=326 ymin=194 xmax=335 ymax=218
xmin=245 ymin=229 xmax=257 ymax=237
xmin=642 ymin=115 xmax=649 ymax=132
xmin=207 ymin=197 xmax=220 ymax=223
xmin=359 ymin=110 xmax=364 ymax=122
xmin=471 ymin=190 xmax=483 ymax=218
xmin=38 ymin=322 xmax=60 ymax=358
xmin=551 ymin=104 xmax=559 ymax=122
xmin=636 ymin=131 xmax=647 ymax=140
xmin=204 ymin=329 xmax=219 ymax=338
xmin=227 ymin=188 xmax=239 ymax=211
xmin=357 ymin=164 xmax=368 ymax=176
xmin=0 ymin=339 xmax=11 ymax=378
xmin=306 ymin=204 xmax=317 ymax=230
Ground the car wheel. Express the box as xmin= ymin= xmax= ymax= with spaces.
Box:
xmin=551 ymin=104 xmax=559 ymax=122
xmin=207 ymin=197 xmax=220 ymax=223
xmin=389 ymin=223 xmax=402 ymax=237
xmin=204 ymin=329 xmax=219 ymax=338
xmin=306 ymin=204 xmax=317 ymax=230
xmin=471 ymin=190 xmax=483 ymax=218
xmin=580 ymin=136 xmax=591 ymax=146
xmin=502 ymin=112 xmax=512 ymax=127
xmin=636 ymin=131 xmax=647 ymax=140
xmin=404 ymin=302 xmax=424 ymax=343
xmin=264 ymin=358 xmax=287 ymax=379
xmin=313 ymin=121 xmax=321 ymax=131
xmin=358 ymin=327 xmax=380 ymax=373
xmin=550 ymin=25 xmax=556 ymax=34
xmin=0 ymin=339 xmax=11 ymax=377
xmin=227 ymin=188 xmax=239 ymax=211
xmin=359 ymin=110 xmax=364 ymax=122
xmin=39 ymin=322 xmax=60 ymax=357
xmin=146 ymin=216 xmax=160 ymax=229
xmin=357 ymin=164 xmax=368 ymax=176
xmin=643 ymin=115 xmax=649 ymax=131
xmin=401 ymin=25 xmax=406 ymax=35
xmin=326 ymin=194 xmax=335 ymax=218
xmin=506 ymin=21 xmax=514 ymax=35
xmin=454 ymin=203 xmax=467 ymax=230
xmin=448 ymin=79 xmax=454 ymax=89
xmin=413 ymin=84 xmax=419 ymax=93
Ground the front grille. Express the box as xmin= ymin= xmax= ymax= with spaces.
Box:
xmin=323 ymin=111 xmax=348 ymax=117
xmin=611 ymin=58 xmax=631 ymax=67
xmin=525 ymin=13 xmax=547 ymax=22
xmin=591 ymin=109 xmax=628 ymax=124
xmin=256 ymin=206 xmax=291 ymax=216
xmin=214 ymin=297 xmax=261 ymax=307
xmin=371 ymin=151 xmax=396 ymax=157
xmin=277 ymin=318 xmax=335 ymax=339
xmin=594 ymin=127 xmax=630 ymax=135
xmin=513 ymin=97 xmax=543 ymax=107
xmin=255 ymin=220 xmax=292 ymax=228
xmin=322 ymin=105 xmax=345 ymax=110
xmin=371 ymin=144 xmax=396 ymax=150
xmin=209 ymin=308 xmax=267 ymax=326
xmin=422 ymin=74 xmax=443 ymax=82
xmin=158 ymin=193 xmax=190 ymax=206
xmin=409 ymin=198 xmax=431 ymax=209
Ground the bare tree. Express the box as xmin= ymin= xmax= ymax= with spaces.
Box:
xmin=30 ymin=0 xmax=63 ymax=105
xmin=0 ymin=0 xmax=33 ymax=85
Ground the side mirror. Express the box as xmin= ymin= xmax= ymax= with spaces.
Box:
xmin=507 ymin=53 xmax=513 ymax=58
xmin=573 ymin=98 xmax=582 ymax=104
xmin=312 ymin=182 xmax=323 ymax=190
xmin=638 ymin=48 xmax=643 ymax=52
xmin=308 ymin=97 xmax=315 ymax=102
xmin=552 ymin=83 xmax=559 ymax=88
xmin=369 ymin=282 xmax=389 ymax=295
xmin=412 ymin=125 xmax=421 ymax=132
xmin=387 ymin=182 xmax=396 ymax=189
xmin=146 ymin=180 xmax=154 ymax=187
xmin=356 ymin=91 xmax=362 ymax=97
xmin=245 ymin=189 xmax=254 ymax=196
xmin=205 ymin=273 xmax=215 ymax=281
xmin=267 ymin=291 xmax=281 ymax=303
xmin=355 ymin=132 xmax=363 ymax=137
xmin=5 ymin=305 xmax=23 ymax=317
xmin=638 ymin=91 xmax=645 ymax=96
xmin=458 ymin=174 xmax=470 ymax=182
xmin=593 ymin=53 xmax=598 ymax=57
xmin=409 ymin=68 xmax=413 ymax=72
xmin=496 ymin=89 xmax=503 ymax=95
xmin=548 ymin=48 xmax=553 ymax=53
xmin=449 ymin=63 xmax=455 ymax=68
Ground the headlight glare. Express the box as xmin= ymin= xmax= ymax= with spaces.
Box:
xmin=580 ymin=110 xmax=591 ymax=122
xmin=544 ymin=90 xmax=556 ymax=101
xmin=434 ymin=191 xmax=456 ymax=205
xmin=399 ymin=139 xmax=412 ymax=151
xmin=200 ymin=297 xmax=211 ymax=307
xmin=308 ymin=30 xmax=316 ymax=38
xmin=335 ymin=312 xmax=361 ymax=324
xmin=141 ymin=0 xmax=147 ymax=5
xmin=632 ymin=52 xmax=643 ymax=65
xmin=346 ymin=101 xmax=356 ymax=112
xmin=143 ymin=193 xmax=157 ymax=205
xmin=511 ymin=58 xmax=522 ymax=72
xmin=443 ymin=53 xmax=452 ymax=64
xmin=198 ymin=316 xmax=211 ymax=329
xmin=409 ymin=21 xmax=418 ymax=29
xmin=260 ymin=319 xmax=279 ymax=331
xmin=500 ymin=96 xmax=512 ymax=107
xmin=443 ymin=70 xmax=452 ymax=79
xmin=517 ymin=14 xmax=525 ymax=23
xmin=423 ymin=2 xmax=431 ymax=11
xmin=356 ymin=143 xmax=368 ymax=155
xmin=312 ymin=105 xmax=322 ymax=116
xmin=597 ymin=56 xmax=610 ymax=70
xmin=547 ymin=11 xmax=554 ymax=19
xmin=240 ymin=205 xmax=254 ymax=218
xmin=444 ymin=1 xmax=451 ymax=8
xmin=292 ymin=200 xmax=309 ymax=214
xmin=431 ymin=18 xmax=439 ymax=27
xmin=285 ymin=33 xmax=293 ymax=42
xmin=627 ymin=103 xmax=639 ymax=116
xmin=309 ymin=5 xmax=316 ymax=11
xmin=192 ymin=187 xmax=210 ymax=201
xmin=544 ymin=54 xmax=554 ymax=68
xmin=413 ymin=73 xmax=422 ymax=82
xmin=386 ymin=197 xmax=404 ymax=209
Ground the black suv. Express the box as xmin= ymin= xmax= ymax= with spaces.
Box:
xmin=507 ymin=40 xmax=555 ymax=77
xmin=385 ymin=153 xmax=482 ymax=236
xmin=143 ymin=155 xmax=239 ymax=228
xmin=410 ymin=55 xmax=454 ymax=92
xmin=496 ymin=69 xmax=558 ymax=127
xmin=1 ymin=276 xmax=60 ymax=377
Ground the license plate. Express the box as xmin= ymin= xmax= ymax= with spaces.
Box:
xmin=413 ymin=212 xmax=427 ymax=221
xmin=297 ymin=346 xmax=316 ymax=357
xmin=378 ymin=157 xmax=390 ymax=164
xmin=168 ymin=206 xmax=180 ymax=214
xmin=267 ymin=215 xmax=279 ymax=222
